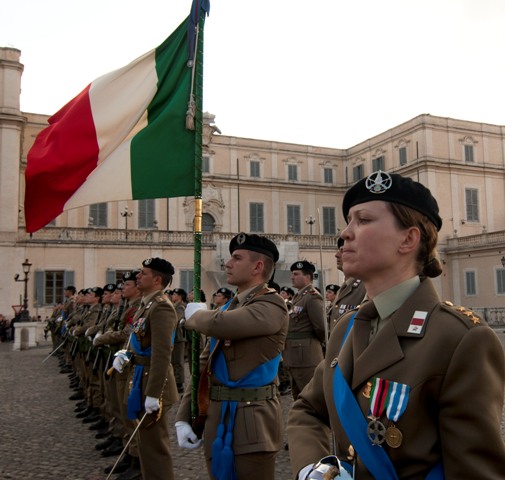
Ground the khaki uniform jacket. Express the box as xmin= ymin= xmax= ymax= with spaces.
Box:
xmin=176 ymin=284 xmax=289 ymax=457
xmin=94 ymin=299 xmax=141 ymax=348
xmin=126 ymin=291 xmax=179 ymax=409
xmin=328 ymin=277 xmax=366 ymax=331
xmin=283 ymin=284 xmax=325 ymax=368
xmin=72 ymin=303 xmax=102 ymax=336
xmin=287 ymin=278 xmax=505 ymax=479
xmin=173 ymin=300 xmax=186 ymax=343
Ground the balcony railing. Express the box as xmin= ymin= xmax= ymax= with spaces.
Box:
xmin=471 ymin=307 xmax=505 ymax=327
xmin=18 ymin=227 xmax=339 ymax=249
xmin=446 ymin=230 xmax=505 ymax=251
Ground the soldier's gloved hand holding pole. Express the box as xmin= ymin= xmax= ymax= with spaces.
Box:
xmin=175 ymin=421 xmax=202 ymax=449
xmin=145 ymin=396 xmax=160 ymax=414
xmin=297 ymin=456 xmax=352 ymax=480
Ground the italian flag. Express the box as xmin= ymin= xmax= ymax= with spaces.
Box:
xmin=24 ymin=17 xmax=196 ymax=233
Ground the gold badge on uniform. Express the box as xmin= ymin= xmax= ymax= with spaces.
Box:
xmin=362 ymin=381 xmax=372 ymax=398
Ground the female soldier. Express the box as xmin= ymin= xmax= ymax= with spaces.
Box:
xmin=287 ymin=171 xmax=505 ymax=479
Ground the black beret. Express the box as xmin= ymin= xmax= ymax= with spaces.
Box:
xmin=103 ymin=283 xmax=117 ymax=292
xmin=216 ymin=287 xmax=233 ymax=298
xmin=89 ymin=287 xmax=104 ymax=297
xmin=342 ymin=171 xmax=442 ymax=231
xmin=142 ymin=257 xmax=175 ymax=275
xmin=164 ymin=289 xmax=173 ymax=295
xmin=65 ymin=285 xmax=76 ymax=292
xmin=122 ymin=269 xmax=140 ymax=282
xmin=326 ymin=284 xmax=339 ymax=293
xmin=116 ymin=282 xmax=124 ymax=290
xmin=280 ymin=286 xmax=295 ymax=296
xmin=229 ymin=233 xmax=279 ymax=263
xmin=172 ymin=288 xmax=187 ymax=298
xmin=290 ymin=260 xmax=316 ymax=274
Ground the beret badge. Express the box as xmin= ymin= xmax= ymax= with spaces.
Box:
xmin=365 ymin=171 xmax=392 ymax=194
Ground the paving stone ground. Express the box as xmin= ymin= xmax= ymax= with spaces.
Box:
xmin=1 ymin=331 xmax=504 ymax=480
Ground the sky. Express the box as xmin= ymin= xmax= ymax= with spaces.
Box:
xmin=2 ymin=0 xmax=505 ymax=148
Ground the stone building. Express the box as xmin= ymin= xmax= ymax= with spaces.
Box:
xmin=1 ymin=46 xmax=505 ymax=323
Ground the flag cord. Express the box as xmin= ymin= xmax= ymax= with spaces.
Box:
xmin=185 ymin=25 xmax=200 ymax=131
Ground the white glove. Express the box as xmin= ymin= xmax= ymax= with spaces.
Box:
xmin=298 ymin=456 xmax=352 ymax=479
xmin=185 ymin=302 xmax=207 ymax=321
xmin=175 ymin=421 xmax=202 ymax=449
xmin=298 ymin=464 xmax=315 ymax=480
xmin=92 ymin=332 xmax=102 ymax=346
xmin=144 ymin=396 xmax=160 ymax=414
xmin=112 ymin=350 xmax=130 ymax=373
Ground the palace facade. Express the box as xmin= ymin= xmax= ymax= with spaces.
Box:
xmin=1 ymin=47 xmax=505 ymax=323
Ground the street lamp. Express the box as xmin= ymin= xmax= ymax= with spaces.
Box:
xmin=305 ymin=215 xmax=316 ymax=235
xmin=121 ymin=206 xmax=133 ymax=240
xmin=501 ymin=256 xmax=505 ymax=268
xmin=14 ymin=259 xmax=32 ymax=321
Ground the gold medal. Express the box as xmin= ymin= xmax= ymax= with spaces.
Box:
xmin=386 ymin=425 xmax=403 ymax=448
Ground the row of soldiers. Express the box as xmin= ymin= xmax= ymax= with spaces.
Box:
xmin=44 ymin=237 xmax=366 ymax=480
xmin=48 ymin=270 xmax=146 ymax=479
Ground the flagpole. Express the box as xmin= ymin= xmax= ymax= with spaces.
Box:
xmin=190 ymin=3 xmax=206 ymax=426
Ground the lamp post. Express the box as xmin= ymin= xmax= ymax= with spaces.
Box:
xmin=305 ymin=215 xmax=316 ymax=235
xmin=501 ymin=256 xmax=505 ymax=268
xmin=120 ymin=206 xmax=133 ymax=240
xmin=14 ymin=259 xmax=32 ymax=321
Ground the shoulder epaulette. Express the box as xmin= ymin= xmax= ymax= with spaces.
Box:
xmin=441 ymin=300 xmax=482 ymax=326
xmin=154 ymin=295 xmax=168 ymax=304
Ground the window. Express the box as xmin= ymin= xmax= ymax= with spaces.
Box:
xmin=322 ymin=207 xmax=336 ymax=235
xmin=202 ymin=213 xmax=215 ymax=232
xmin=465 ymin=188 xmax=479 ymax=222
xmin=288 ymin=164 xmax=298 ymax=181
xmin=464 ymin=145 xmax=474 ymax=163
xmin=106 ymin=269 xmax=129 ymax=284
xmin=180 ymin=270 xmax=194 ymax=294
xmin=250 ymin=160 xmax=260 ymax=178
xmin=497 ymin=269 xmax=505 ymax=295
xmin=323 ymin=168 xmax=333 ymax=184
xmin=353 ymin=165 xmax=364 ymax=182
xmin=372 ymin=156 xmax=385 ymax=171
xmin=249 ymin=203 xmax=264 ymax=232
xmin=138 ymin=199 xmax=155 ymax=229
xmin=202 ymin=155 xmax=210 ymax=173
xmin=89 ymin=203 xmax=108 ymax=227
xmin=34 ymin=270 xmax=74 ymax=306
xmin=399 ymin=147 xmax=407 ymax=166
xmin=465 ymin=271 xmax=476 ymax=296
xmin=287 ymin=205 xmax=301 ymax=234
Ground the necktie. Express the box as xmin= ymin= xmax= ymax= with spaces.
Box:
xmin=352 ymin=300 xmax=378 ymax=358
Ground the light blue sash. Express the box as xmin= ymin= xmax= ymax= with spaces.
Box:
xmin=333 ymin=314 xmax=444 ymax=479
xmin=127 ymin=333 xmax=152 ymax=420
xmin=209 ymin=336 xmax=281 ymax=480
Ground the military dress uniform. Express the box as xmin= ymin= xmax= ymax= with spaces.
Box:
xmin=287 ymin=277 xmax=505 ymax=479
xmin=124 ymin=289 xmax=179 ymax=480
xmin=283 ymin=283 xmax=325 ymax=399
xmin=328 ymin=277 xmax=366 ymax=332
xmin=176 ymin=283 xmax=289 ymax=480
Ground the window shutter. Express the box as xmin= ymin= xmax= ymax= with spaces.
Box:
xmin=34 ymin=270 xmax=45 ymax=306
xmin=106 ymin=269 xmax=116 ymax=285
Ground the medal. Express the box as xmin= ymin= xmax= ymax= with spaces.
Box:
xmin=367 ymin=418 xmax=387 ymax=445
xmin=386 ymin=424 xmax=403 ymax=448
xmin=367 ymin=378 xmax=390 ymax=445
xmin=384 ymin=381 xmax=410 ymax=448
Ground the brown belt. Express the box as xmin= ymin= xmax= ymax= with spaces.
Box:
xmin=131 ymin=355 xmax=150 ymax=366
xmin=210 ymin=384 xmax=277 ymax=402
